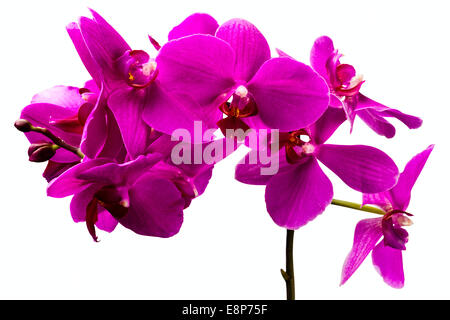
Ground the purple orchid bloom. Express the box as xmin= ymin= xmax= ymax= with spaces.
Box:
xmin=47 ymin=152 xmax=209 ymax=240
xmin=341 ymin=145 xmax=434 ymax=288
xmin=19 ymin=79 xmax=126 ymax=173
xmin=45 ymin=125 xmax=234 ymax=240
xmin=235 ymin=107 xmax=399 ymax=229
xmin=156 ymin=18 xmax=330 ymax=135
xmin=67 ymin=10 xmax=208 ymax=159
xmin=19 ymin=84 xmax=98 ymax=180
xmin=21 ymin=85 xmax=91 ymax=162
xmin=310 ymin=36 xmax=422 ymax=138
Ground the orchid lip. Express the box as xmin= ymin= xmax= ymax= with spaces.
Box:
xmin=326 ymin=50 xmax=364 ymax=97
xmin=217 ymin=87 xmax=258 ymax=135
xmin=382 ymin=209 xmax=413 ymax=250
xmin=128 ymin=60 xmax=159 ymax=89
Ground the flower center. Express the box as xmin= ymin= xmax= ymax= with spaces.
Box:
xmin=285 ymin=130 xmax=315 ymax=164
xmin=234 ymin=85 xmax=248 ymax=98
xmin=326 ymin=51 xmax=364 ymax=97
xmin=217 ymin=86 xmax=258 ymax=137
xmin=94 ymin=185 xmax=129 ymax=219
xmin=382 ymin=210 xmax=413 ymax=250
xmin=116 ymin=50 xmax=159 ymax=89
xmin=85 ymin=185 xmax=130 ymax=242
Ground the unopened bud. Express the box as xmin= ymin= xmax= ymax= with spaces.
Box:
xmin=28 ymin=142 xmax=58 ymax=162
xmin=14 ymin=119 xmax=33 ymax=132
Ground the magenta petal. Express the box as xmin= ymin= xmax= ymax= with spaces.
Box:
xmin=265 ymin=158 xmax=333 ymax=229
xmin=42 ymin=161 xmax=79 ymax=182
xmin=235 ymin=150 xmax=273 ymax=185
xmin=336 ymin=64 xmax=356 ymax=83
xmin=72 ymin=190 xmax=117 ymax=233
xmin=357 ymin=108 xmax=396 ymax=138
xmin=248 ymin=57 xmax=330 ymax=131
xmin=192 ymin=166 xmax=214 ymax=196
xmin=96 ymin=209 xmax=119 ymax=232
xmin=356 ymin=94 xmax=391 ymax=112
xmin=168 ymin=13 xmax=218 ymax=40
xmin=356 ymin=94 xmax=422 ymax=132
xmin=378 ymin=108 xmax=423 ymax=130
xmin=66 ymin=22 xmax=102 ymax=85
xmin=146 ymin=133 xmax=177 ymax=156
xmin=21 ymin=103 xmax=81 ymax=163
xmin=80 ymin=86 xmax=108 ymax=159
xmin=372 ymin=241 xmax=405 ymax=288
xmin=341 ymin=218 xmax=383 ymax=285
xmin=31 ymin=86 xmax=84 ymax=111
xmin=123 ymin=174 xmax=185 ymax=237
xmin=70 ymin=184 xmax=99 ymax=222
xmin=80 ymin=103 xmax=107 ymax=159
xmin=216 ymin=18 xmax=270 ymax=81
xmin=362 ymin=146 xmax=433 ymax=211
xmin=316 ymin=144 xmax=399 ymax=193
xmin=309 ymin=106 xmax=347 ymax=144
xmin=142 ymin=84 xmax=216 ymax=136
xmin=47 ymin=159 xmax=110 ymax=198
xmin=79 ymin=11 xmax=130 ymax=85
xmin=362 ymin=192 xmax=393 ymax=211
xmin=88 ymin=9 xmax=130 ymax=58
xmin=96 ymin=107 xmax=127 ymax=160
xmin=389 ymin=145 xmax=434 ymax=211
xmin=235 ymin=148 xmax=291 ymax=185
xmin=310 ymin=35 xmax=335 ymax=82
xmin=79 ymin=154 xmax=162 ymax=186
xmin=21 ymin=103 xmax=78 ymax=141
xmin=108 ymin=87 xmax=155 ymax=159
xmin=83 ymin=80 xmax=99 ymax=93
xmin=329 ymin=94 xmax=343 ymax=108
xmin=156 ymin=34 xmax=236 ymax=106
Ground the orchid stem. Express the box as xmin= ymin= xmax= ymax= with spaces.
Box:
xmin=16 ymin=119 xmax=85 ymax=159
xmin=281 ymin=229 xmax=295 ymax=300
xmin=331 ymin=199 xmax=385 ymax=215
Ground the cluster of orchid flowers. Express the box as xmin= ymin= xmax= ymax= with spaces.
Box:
xmin=15 ymin=9 xmax=433 ymax=295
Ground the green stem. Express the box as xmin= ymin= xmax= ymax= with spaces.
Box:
xmin=281 ymin=229 xmax=295 ymax=300
xmin=331 ymin=199 xmax=385 ymax=215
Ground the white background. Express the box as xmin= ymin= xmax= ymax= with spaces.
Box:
xmin=1 ymin=0 xmax=449 ymax=299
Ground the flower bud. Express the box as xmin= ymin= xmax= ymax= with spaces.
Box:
xmin=28 ymin=142 xmax=57 ymax=162
xmin=14 ymin=119 xmax=33 ymax=132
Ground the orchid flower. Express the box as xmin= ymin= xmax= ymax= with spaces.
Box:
xmin=156 ymin=18 xmax=330 ymax=136
xmin=18 ymin=84 xmax=97 ymax=180
xmin=310 ymin=36 xmax=422 ymax=138
xmin=235 ymin=107 xmax=400 ymax=229
xmin=47 ymin=154 xmax=180 ymax=240
xmin=67 ymin=10 xmax=209 ymax=158
xmin=341 ymin=145 xmax=433 ymax=288
xmin=46 ymin=149 xmax=213 ymax=240
xmin=14 ymin=9 xmax=435 ymax=299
